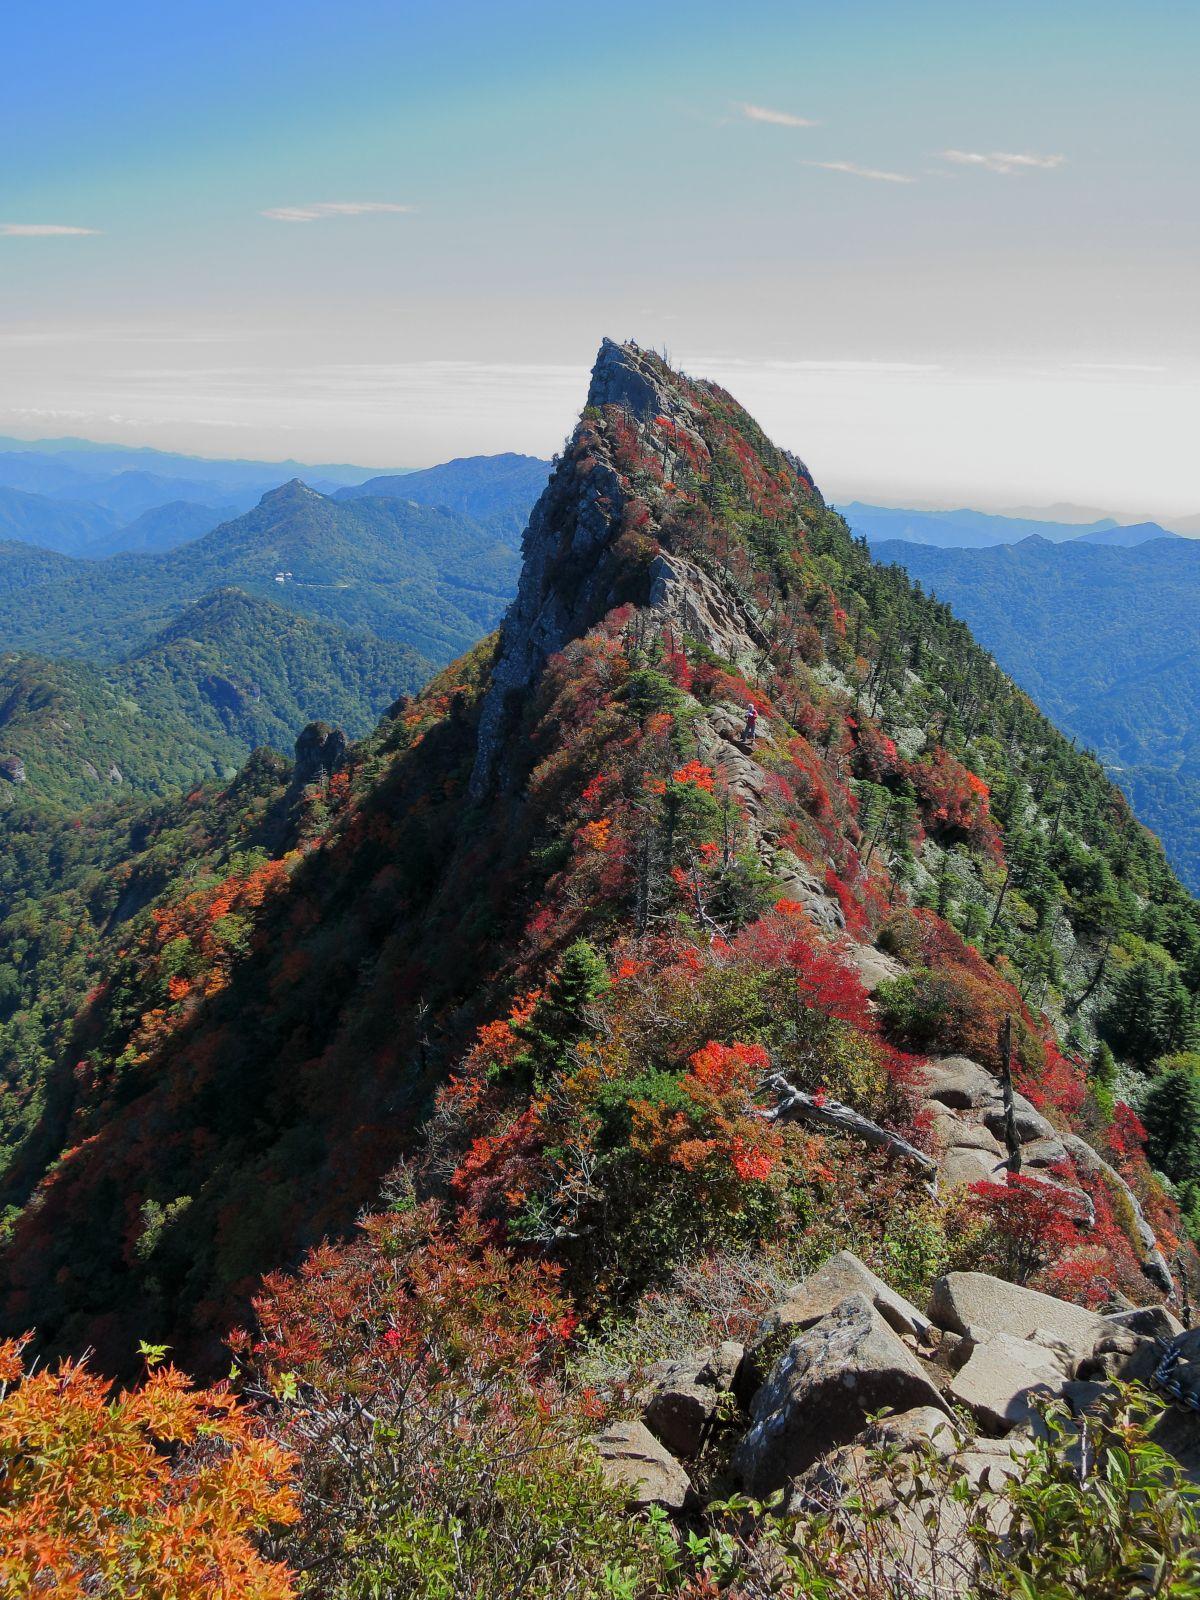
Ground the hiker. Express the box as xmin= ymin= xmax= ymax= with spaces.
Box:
xmin=742 ymin=702 xmax=758 ymax=745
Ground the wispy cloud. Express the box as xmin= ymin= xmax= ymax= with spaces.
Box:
xmin=261 ymin=201 xmax=415 ymax=223
xmin=942 ymin=149 xmax=1065 ymax=175
xmin=737 ymin=102 xmax=817 ymax=128
xmin=0 ymin=223 xmax=99 ymax=237
xmin=805 ymin=161 xmax=916 ymax=184
xmin=1072 ymin=361 xmax=1166 ymax=374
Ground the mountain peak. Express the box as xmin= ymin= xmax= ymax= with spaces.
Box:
xmin=468 ymin=341 xmax=814 ymax=799
xmin=257 ymin=478 xmax=324 ymax=509
xmin=586 ymin=338 xmax=687 ymax=422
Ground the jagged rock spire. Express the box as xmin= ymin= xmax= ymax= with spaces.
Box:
xmin=468 ymin=341 xmax=651 ymax=799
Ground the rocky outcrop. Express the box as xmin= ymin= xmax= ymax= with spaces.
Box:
xmin=636 ymin=1342 xmax=742 ymax=1459
xmin=471 ymin=343 xmax=677 ymax=800
xmin=593 ymin=1245 xmax=1200 ymax=1559
xmin=291 ymin=721 xmax=348 ymax=790
xmin=928 ymin=1271 xmax=1102 ymax=1355
xmin=0 ymin=755 xmax=26 ymax=785
xmin=748 ymin=1250 xmax=935 ymax=1354
xmin=914 ymin=1055 xmax=1172 ymax=1289
xmin=732 ymin=1293 xmax=950 ymax=1494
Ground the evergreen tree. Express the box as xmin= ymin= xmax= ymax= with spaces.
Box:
xmin=513 ymin=940 xmax=609 ymax=1084
xmin=1143 ymin=1056 xmax=1200 ymax=1185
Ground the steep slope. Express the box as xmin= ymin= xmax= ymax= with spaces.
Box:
xmin=1 ymin=341 xmax=1196 ymax=1379
xmin=0 ymin=482 xmax=521 ymax=664
xmin=338 ymin=451 xmax=552 ymax=539
xmin=874 ymin=535 xmax=1200 ymax=889
xmin=0 ymin=589 xmax=428 ymax=816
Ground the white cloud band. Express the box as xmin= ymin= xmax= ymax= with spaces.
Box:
xmin=737 ymin=102 xmax=817 ymax=128
xmin=806 ymin=160 xmax=916 ymax=184
xmin=261 ymin=201 xmax=415 ymax=223
xmin=942 ymin=149 xmax=1065 ymax=175
xmin=0 ymin=223 xmax=99 ymax=237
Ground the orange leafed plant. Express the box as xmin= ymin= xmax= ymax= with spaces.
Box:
xmin=0 ymin=1335 xmax=298 ymax=1599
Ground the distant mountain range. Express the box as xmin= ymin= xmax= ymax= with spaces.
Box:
xmin=839 ymin=501 xmax=1188 ymax=550
xmin=873 ymin=534 xmax=1200 ymax=890
xmin=0 ymin=435 xmax=396 ymax=558
xmin=0 ymin=451 xmax=552 ymax=815
xmin=0 ymin=589 xmax=428 ymax=813
xmin=338 ymin=453 xmax=552 ymax=540
xmin=0 ymin=436 xmax=553 ymax=561
xmin=0 ymin=480 xmax=524 ymax=665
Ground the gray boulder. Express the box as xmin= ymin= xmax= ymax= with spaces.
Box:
xmin=1102 ymin=1305 xmax=1183 ymax=1341
xmin=929 ymin=1272 xmax=1102 ymax=1359
xmin=636 ymin=1340 xmax=744 ymax=1459
xmin=949 ymin=1333 xmax=1067 ymax=1434
xmin=733 ymin=1294 xmax=950 ymax=1494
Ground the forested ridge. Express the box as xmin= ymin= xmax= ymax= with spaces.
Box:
xmin=0 ymin=588 xmax=428 ymax=815
xmin=0 ymin=480 xmax=521 ymax=665
xmin=873 ymin=534 xmax=1200 ymax=891
xmin=3 ymin=342 xmax=1200 ymax=1597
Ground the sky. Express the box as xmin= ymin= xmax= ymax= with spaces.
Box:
xmin=2 ymin=0 xmax=1197 ymax=515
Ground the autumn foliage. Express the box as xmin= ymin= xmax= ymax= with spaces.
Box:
xmin=0 ymin=1336 xmax=298 ymax=1598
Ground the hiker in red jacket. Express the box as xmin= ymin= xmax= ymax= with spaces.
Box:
xmin=742 ymin=702 xmax=758 ymax=745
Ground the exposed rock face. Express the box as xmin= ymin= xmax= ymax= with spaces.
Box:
xmin=470 ymin=343 xmax=672 ymax=801
xmin=732 ymin=1294 xmax=949 ymax=1494
xmin=0 ymin=755 xmax=26 ymax=785
xmin=648 ymin=552 xmax=763 ymax=669
xmin=591 ymin=1419 xmax=693 ymax=1511
xmin=292 ymin=721 xmax=348 ymax=789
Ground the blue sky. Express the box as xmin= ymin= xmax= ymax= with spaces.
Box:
xmin=2 ymin=0 xmax=1197 ymax=511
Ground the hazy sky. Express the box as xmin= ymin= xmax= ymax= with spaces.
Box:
xmin=3 ymin=0 xmax=1197 ymax=514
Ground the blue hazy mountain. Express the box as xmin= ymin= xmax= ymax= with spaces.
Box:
xmin=1072 ymin=520 xmax=1179 ymax=546
xmin=839 ymin=501 xmax=1190 ymax=551
xmin=338 ymin=452 xmax=552 ymax=541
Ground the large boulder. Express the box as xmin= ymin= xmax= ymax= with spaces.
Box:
xmin=755 ymin=1251 xmax=935 ymax=1346
xmin=1103 ymin=1306 xmax=1184 ymax=1341
xmin=733 ymin=1294 xmax=950 ymax=1494
xmin=740 ymin=1252 xmax=935 ymax=1401
xmin=949 ymin=1333 xmax=1067 ymax=1434
xmin=929 ymin=1272 xmax=1102 ymax=1360
xmin=940 ymin=1146 xmax=1006 ymax=1190
xmin=918 ymin=1057 xmax=1001 ymax=1112
xmin=591 ymin=1419 xmax=693 ymax=1511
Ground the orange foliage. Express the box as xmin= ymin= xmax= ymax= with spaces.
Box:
xmin=0 ymin=1337 xmax=298 ymax=1598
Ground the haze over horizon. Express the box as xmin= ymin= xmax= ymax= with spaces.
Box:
xmin=4 ymin=0 xmax=1197 ymax=515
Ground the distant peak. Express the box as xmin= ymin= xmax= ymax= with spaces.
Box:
xmin=258 ymin=478 xmax=323 ymax=508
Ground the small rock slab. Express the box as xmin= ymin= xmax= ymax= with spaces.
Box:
xmin=733 ymin=1294 xmax=950 ymax=1494
xmin=843 ymin=942 xmax=903 ymax=994
xmin=591 ymin=1419 xmax=692 ymax=1511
